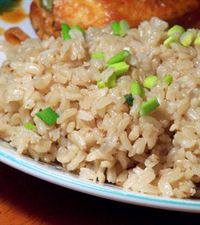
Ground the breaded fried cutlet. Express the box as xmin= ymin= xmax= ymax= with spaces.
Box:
xmin=30 ymin=0 xmax=200 ymax=39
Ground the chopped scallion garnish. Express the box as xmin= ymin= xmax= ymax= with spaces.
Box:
xmin=163 ymin=36 xmax=177 ymax=47
xmin=91 ymin=52 xmax=105 ymax=60
xmin=107 ymin=50 xmax=130 ymax=65
xmin=194 ymin=32 xmax=200 ymax=46
xmin=143 ymin=75 xmax=158 ymax=89
xmin=124 ymin=94 xmax=134 ymax=106
xmin=130 ymin=81 xmax=144 ymax=97
xmin=167 ymin=25 xmax=185 ymax=37
xmin=97 ymin=80 xmax=106 ymax=89
xmin=119 ymin=19 xmax=130 ymax=37
xmin=164 ymin=74 xmax=173 ymax=86
xmin=97 ymin=61 xmax=129 ymax=89
xmin=24 ymin=122 xmax=36 ymax=131
xmin=36 ymin=107 xmax=59 ymax=126
xmin=165 ymin=25 xmax=197 ymax=47
xmin=164 ymin=24 xmax=185 ymax=47
xmin=194 ymin=37 xmax=200 ymax=45
xmin=111 ymin=20 xmax=130 ymax=37
xmin=108 ymin=62 xmax=129 ymax=77
xmin=140 ymin=97 xmax=160 ymax=116
xmin=180 ymin=31 xmax=195 ymax=47
xmin=97 ymin=76 xmax=116 ymax=89
xmin=61 ymin=23 xmax=71 ymax=40
xmin=111 ymin=21 xmax=121 ymax=36
xmin=106 ymin=74 xmax=117 ymax=88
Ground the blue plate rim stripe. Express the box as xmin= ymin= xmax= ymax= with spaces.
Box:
xmin=1 ymin=146 xmax=200 ymax=212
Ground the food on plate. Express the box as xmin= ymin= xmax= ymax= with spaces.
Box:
xmin=30 ymin=0 xmax=200 ymax=39
xmin=30 ymin=0 xmax=60 ymax=39
xmin=4 ymin=27 xmax=30 ymax=45
xmin=1 ymin=17 xmax=200 ymax=198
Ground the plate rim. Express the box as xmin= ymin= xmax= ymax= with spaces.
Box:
xmin=0 ymin=144 xmax=200 ymax=213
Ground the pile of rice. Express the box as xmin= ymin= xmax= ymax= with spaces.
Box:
xmin=1 ymin=17 xmax=200 ymax=198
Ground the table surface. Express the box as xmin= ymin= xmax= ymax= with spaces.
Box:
xmin=0 ymin=163 xmax=199 ymax=225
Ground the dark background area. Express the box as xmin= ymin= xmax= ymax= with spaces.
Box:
xmin=0 ymin=163 xmax=199 ymax=225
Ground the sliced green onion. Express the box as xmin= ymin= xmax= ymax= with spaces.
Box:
xmin=98 ymin=62 xmax=129 ymax=89
xmin=180 ymin=31 xmax=195 ymax=47
xmin=119 ymin=19 xmax=130 ymax=37
xmin=194 ymin=37 xmax=200 ymax=45
xmin=24 ymin=122 xmax=36 ymax=131
xmin=106 ymin=74 xmax=117 ymax=88
xmin=108 ymin=62 xmax=129 ymax=77
xmin=61 ymin=23 xmax=71 ymax=40
xmin=97 ymin=80 xmax=106 ymax=89
xmin=130 ymin=81 xmax=144 ymax=97
xmin=71 ymin=25 xmax=85 ymax=34
xmin=36 ymin=107 xmax=59 ymax=126
xmin=124 ymin=94 xmax=134 ymax=106
xmin=91 ymin=52 xmax=105 ymax=60
xmin=167 ymin=25 xmax=185 ymax=37
xmin=194 ymin=32 xmax=200 ymax=46
xmin=111 ymin=20 xmax=130 ymax=37
xmin=140 ymin=97 xmax=160 ymax=116
xmin=143 ymin=75 xmax=158 ymax=89
xmin=98 ymin=72 xmax=117 ymax=88
xmin=111 ymin=21 xmax=121 ymax=36
xmin=40 ymin=0 xmax=53 ymax=11
xmin=107 ymin=50 xmax=130 ymax=66
xmin=164 ymin=36 xmax=177 ymax=47
xmin=164 ymin=74 xmax=173 ymax=86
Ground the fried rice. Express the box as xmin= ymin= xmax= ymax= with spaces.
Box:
xmin=1 ymin=17 xmax=200 ymax=198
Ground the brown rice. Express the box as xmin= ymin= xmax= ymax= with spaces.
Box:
xmin=1 ymin=17 xmax=200 ymax=198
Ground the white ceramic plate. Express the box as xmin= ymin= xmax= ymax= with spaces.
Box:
xmin=0 ymin=1 xmax=200 ymax=213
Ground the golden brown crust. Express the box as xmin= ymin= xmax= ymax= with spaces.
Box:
xmin=102 ymin=0 xmax=200 ymax=27
xmin=53 ymin=0 xmax=109 ymax=28
xmin=4 ymin=27 xmax=30 ymax=45
xmin=30 ymin=1 xmax=60 ymax=39
xmin=30 ymin=0 xmax=200 ymax=39
xmin=53 ymin=0 xmax=200 ymax=28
